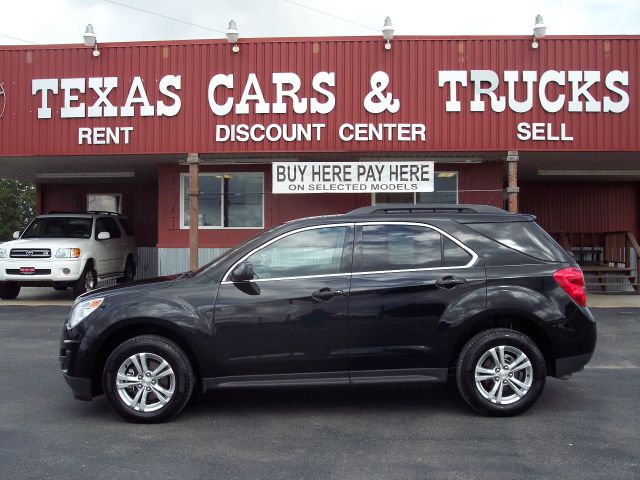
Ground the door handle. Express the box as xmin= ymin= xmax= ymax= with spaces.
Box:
xmin=312 ymin=287 xmax=346 ymax=301
xmin=435 ymin=276 xmax=467 ymax=289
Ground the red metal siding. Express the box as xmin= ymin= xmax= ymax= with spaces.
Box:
xmin=39 ymin=183 xmax=158 ymax=246
xmin=520 ymin=182 xmax=639 ymax=236
xmin=157 ymin=162 xmax=504 ymax=248
xmin=1 ymin=36 xmax=638 ymax=156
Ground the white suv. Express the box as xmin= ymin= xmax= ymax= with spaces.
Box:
xmin=0 ymin=212 xmax=138 ymax=299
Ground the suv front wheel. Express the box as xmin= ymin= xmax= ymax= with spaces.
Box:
xmin=102 ymin=335 xmax=194 ymax=423
xmin=456 ymin=328 xmax=546 ymax=416
xmin=73 ymin=263 xmax=97 ymax=297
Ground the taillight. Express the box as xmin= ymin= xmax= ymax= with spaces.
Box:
xmin=553 ymin=267 xmax=587 ymax=307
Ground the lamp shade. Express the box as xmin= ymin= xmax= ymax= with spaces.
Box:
xmin=533 ymin=15 xmax=546 ymax=39
xmin=83 ymin=24 xmax=97 ymax=48
xmin=226 ymin=20 xmax=239 ymax=44
xmin=382 ymin=16 xmax=394 ymax=41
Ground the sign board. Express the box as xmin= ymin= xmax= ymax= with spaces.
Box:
xmin=272 ymin=161 xmax=434 ymax=194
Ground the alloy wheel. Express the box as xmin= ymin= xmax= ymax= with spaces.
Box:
xmin=474 ymin=345 xmax=533 ymax=405
xmin=116 ymin=352 xmax=176 ymax=412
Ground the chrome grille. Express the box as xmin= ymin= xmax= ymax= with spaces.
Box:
xmin=9 ymin=248 xmax=51 ymax=258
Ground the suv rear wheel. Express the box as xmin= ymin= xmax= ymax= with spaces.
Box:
xmin=116 ymin=257 xmax=135 ymax=284
xmin=456 ymin=328 xmax=546 ymax=416
xmin=102 ymin=335 xmax=194 ymax=423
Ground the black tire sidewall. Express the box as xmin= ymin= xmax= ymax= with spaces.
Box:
xmin=0 ymin=282 xmax=20 ymax=300
xmin=117 ymin=258 xmax=135 ymax=284
xmin=456 ymin=329 xmax=547 ymax=416
xmin=102 ymin=335 xmax=193 ymax=423
xmin=73 ymin=264 xmax=96 ymax=297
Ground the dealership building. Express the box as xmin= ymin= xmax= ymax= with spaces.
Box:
xmin=0 ymin=32 xmax=638 ymax=290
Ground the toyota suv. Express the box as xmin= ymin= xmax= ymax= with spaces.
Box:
xmin=60 ymin=204 xmax=596 ymax=422
xmin=0 ymin=212 xmax=137 ymax=298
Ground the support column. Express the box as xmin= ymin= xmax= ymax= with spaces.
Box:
xmin=186 ymin=153 xmax=200 ymax=271
xmin=506 ymin=150 xmax=519 ymax=214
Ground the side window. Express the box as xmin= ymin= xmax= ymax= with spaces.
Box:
xmin=118 ymin=218 xmax=134 ymax=236
xmin=246 ymin=227 xmax=349 ymax=279
xmin=443 ymin=237 xmax=472 ymax=267
xmin=95 ymin=218 xmax=121 ymax=239
xmin=361 ymin=224 xmax=442 ymax=272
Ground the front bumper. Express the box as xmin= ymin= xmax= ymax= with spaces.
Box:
xmin=0 ymin=258 xmax=83 ymax=283
xmin=61 ymin=372 xmax=93 ymax=401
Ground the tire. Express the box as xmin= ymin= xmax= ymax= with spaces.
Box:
xmin=102 ymin=335 xmax=194 ymax=423
xmin=456 ymin=328 xmax=546 ymax=416
xmin=116 ymin=257 xmax=135 ymax=284
xmin=73 ymin=263 xmax=97 ymax=297
xmin=0 ymin=282 xmax=20 ymax=300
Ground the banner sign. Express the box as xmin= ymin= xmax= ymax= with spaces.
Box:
xmin=272 ymin=161 xmax=434 ymax=194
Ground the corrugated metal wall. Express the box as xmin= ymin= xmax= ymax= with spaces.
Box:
xmin=1 ymin=36 xmax=638 ymax=155
xmin=520 ymin=181 xmax=639 ymax=236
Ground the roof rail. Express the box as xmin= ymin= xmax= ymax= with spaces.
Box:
xmin=46 ymin=210 xmax=121 ymax=216
xmin=347 ymin=204 xmax=509 ymax=215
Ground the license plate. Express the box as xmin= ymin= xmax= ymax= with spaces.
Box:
xmin=19 ymin=267 xmax=36 ymax=274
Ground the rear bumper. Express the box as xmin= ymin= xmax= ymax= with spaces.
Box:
xmin=61 ymin=372 xmax=93 ymax=401
xmin=555 ymin=352 xmax=594 ymax=377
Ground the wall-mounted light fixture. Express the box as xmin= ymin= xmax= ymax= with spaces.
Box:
xmin=382 ymin=16 xmax=394 ymax=50
xmin=83 ymin=24 xmax=100 ymax=57
xmin=531 ymin=14 xmax=546 ymax=49
xmin=226 ymin=20 xmax=240 ymax=53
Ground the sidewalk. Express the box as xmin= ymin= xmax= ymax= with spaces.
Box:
xmin=587 ymin=293 xmax=640 ymax=308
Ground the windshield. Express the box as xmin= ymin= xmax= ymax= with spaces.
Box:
xmin=21 ymin=217 xmax=93 ymax=239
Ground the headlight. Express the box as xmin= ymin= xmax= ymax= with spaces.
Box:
xmin=56 ymin=248 xmax=81 ymax=259
xmin=67 ymin=298 xmax=104 ymax=329
xmin=0 ymin=248 xmax=6 ymax=259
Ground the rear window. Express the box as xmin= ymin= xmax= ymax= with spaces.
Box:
xmin=467 ymin=221 xmax=567 ymax=262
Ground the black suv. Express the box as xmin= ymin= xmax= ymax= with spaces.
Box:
xmin=60 ymin=204 xmax=596 ymax=422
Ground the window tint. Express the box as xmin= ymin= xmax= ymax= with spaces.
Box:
xmin=118 ymin=218 xmax=134 ymax=236
xmin=96 ymin=217 xmax=121 ymax=239
xmin=467 ymin=221 xmax=565 ymax=262
xmin=247 ymin=227 xmax=348 ymax=279
xmin=361 ymin=225 xmax=442 ymax=272
xmin=443 ymin=237 xmax=472 ymax=267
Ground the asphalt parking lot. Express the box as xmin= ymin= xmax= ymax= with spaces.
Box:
xmin=0 ymin=306 xmax=637 ymax=480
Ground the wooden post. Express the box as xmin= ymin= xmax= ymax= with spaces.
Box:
xmin=186 ymin=153 xmax=200 ymax=271
xmin=506 ymin=151 xmax=519 ymax=214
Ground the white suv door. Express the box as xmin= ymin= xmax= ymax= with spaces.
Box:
xmin=94 ymin=217 xmax=121 ymax=274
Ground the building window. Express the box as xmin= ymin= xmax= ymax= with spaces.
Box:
xmin=181 ymin=173 xmax=264 ymax=229
xmin=87 ymin=194 xmax=122 ymax=213
xmin=373 ymin=172 xmax=458 ymax=205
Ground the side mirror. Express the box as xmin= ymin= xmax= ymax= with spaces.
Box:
xmin=97 ymin=231 xmax=111 ymax=240
xmin=12 ymin=231 xmax=20 ymax=239
xmin=229 ymin=261 xmax=255 ymax=282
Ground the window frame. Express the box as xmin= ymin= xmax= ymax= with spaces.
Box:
xmin=222 ymin=221 xmax=478 ymax=284
xmin=371 ymin=171 xmax=459 ymax=205
xmin=179 ymin=172 xmax=265 ymax=230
